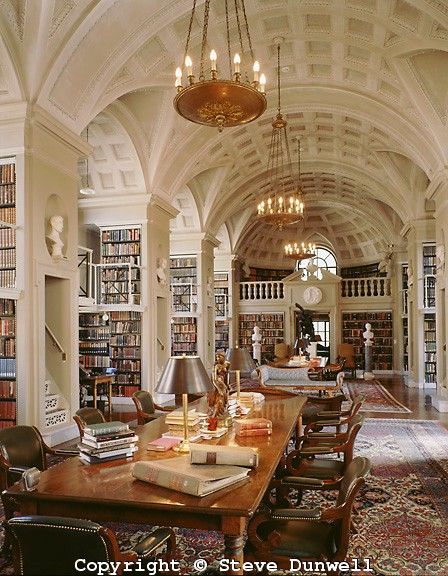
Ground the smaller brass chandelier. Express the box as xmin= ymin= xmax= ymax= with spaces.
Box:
xmin=284 ymin=240 xmax=316 ymax=261
xmin=256 ymin=43 xmax=304 ymax=229
xmin=174 ymin=0 xmax=266 ymax=131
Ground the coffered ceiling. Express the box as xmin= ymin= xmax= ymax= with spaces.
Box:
xmin=1 ymin=0 xmax=447 ymax=268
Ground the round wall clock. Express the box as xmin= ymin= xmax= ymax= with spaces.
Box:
xmin=303 ymin=286 xmax=323 ymax=305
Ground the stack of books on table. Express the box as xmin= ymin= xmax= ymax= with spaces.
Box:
xmin=163 ymin=409 xmax=202 ymax=442
xmin=234 ymin=418 xmax=272 ymax=437
xmin=78 ymin=421 xmax=138 ymax=464
xmin=230 ymin=391 xmax=265 ymax=410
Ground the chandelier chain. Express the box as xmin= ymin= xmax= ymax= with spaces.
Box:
xmin=225 ymin=0 xmax=232 ymax=78
xmin=277 ymin=43 xmax=281 ymax=114
xmin=199 ymin=0 xmax=210 ymax=81
xmin=234 ymin=0 xmax=249 ymax=83
xmin=241 ymin=0 xmax=255 ymax=63
xmin=183 ymin=0 xmax=197 ymax=73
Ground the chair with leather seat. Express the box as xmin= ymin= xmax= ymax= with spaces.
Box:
xmin=303 ymin=394 xmax=365 ymax=437
xmin=132 ymin=390 xmax=174 ymax=425
xmin=337 ymin=343 xmax=357 ymax=379
xmin=0 ymin=426 xmax=78 ymax=490
xmin=245 ymin=457 xmax=371 ymax=575
xmin=7 ymin=515 xmax=176 ymax=576
xmin=73 ymin=407 xmax=106 ymax=439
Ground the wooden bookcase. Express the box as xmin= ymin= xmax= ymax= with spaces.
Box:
xmin=79 ymin=311 xmax=142 ymax=397
xmin=0 ymin=159 xmax=16 ymax=289
xmin=423 ymin=243 xmax=436 ymax=309
xmin=214 ymin=272 xmax=229 ymax=352
xmin=100 ymin=227 xmax=141 ymax=305
xmin=238 ymin=313 xmax=284 ymax=357
xmin=79 ymin=313 xmax=111 ymax=370
xmin=401 ymin=264 xmax=408 ymax=371
xmin=342 ymin=311 xmax=393 ymax=370
xmin=109 ymin=311 xmax=141 ymax=396
xmin=170 ymin=256 xmax=197 ymax=313
xmin=0 ymin=298 xmax=16 ymax=427
xmin=171 ymin=316 xmax=197 ymax=356
xmin=424 ymin=313 xmax=436 ymax=384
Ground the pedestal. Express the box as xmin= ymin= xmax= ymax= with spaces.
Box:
xmin=363 ymin=346 xmax=375 ymax=381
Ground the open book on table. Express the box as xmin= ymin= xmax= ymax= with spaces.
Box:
xmin=132 ymin=456 xmax=250 ymax=497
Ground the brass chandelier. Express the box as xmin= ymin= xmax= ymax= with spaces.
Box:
xmin=174 ymin=0 xmax=267 ymax=131
xmin=256 ymin=43 xmax=304 ymax=229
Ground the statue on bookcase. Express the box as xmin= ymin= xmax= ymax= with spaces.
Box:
xmin=377 ymin=244 xmax=394 ymax=277
xmin=208 ymin=352 xmax=231 ymax=424
xmin=46 ymin=214 xmax=65 ymax=260
xmin=251 ymin=326 xmax=262 ymax=365
xmin=156 ymin=257 xmax=167 ymax=286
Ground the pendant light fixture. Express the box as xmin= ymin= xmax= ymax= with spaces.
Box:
xmin=79 ymin=126 xmax=95 ymax=196
xmin=173 ymin=0 xmax=266 ymax=131
xmin=256 ymin=41 xmax=304 ymax=229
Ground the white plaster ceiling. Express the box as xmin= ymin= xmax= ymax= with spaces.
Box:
xmin=2 ymin=0 xmax=448 ymax=267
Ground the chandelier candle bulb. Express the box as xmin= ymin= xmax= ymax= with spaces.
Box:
xmin=259 ymin=73 xmax=266 ymax=93
xmin=253 ymin=61 xmax=260 ymax=83
xmin=185 ymin=55 xmax=193 ymax=77
xmin=234 ymin=53 xmax=241 ymax=76
xmin=210 ymin=50 xmax=217 ymax=72
xmin=175 ymin=67 xmax=182 ymax=89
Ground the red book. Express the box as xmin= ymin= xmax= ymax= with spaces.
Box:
xmin=234 ymin=418 xmax=272 ymax=434
xmin=236 ymin=428 xmax=272 ymax=437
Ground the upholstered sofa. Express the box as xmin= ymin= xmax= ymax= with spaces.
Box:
xmin=256 ymin=365 xmax=344 ymax=395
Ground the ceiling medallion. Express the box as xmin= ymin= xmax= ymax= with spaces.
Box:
xmin=174 ymin=0 xmax=266 ymax=131
xmin=256 ymin=43 xmax=304 ymax=229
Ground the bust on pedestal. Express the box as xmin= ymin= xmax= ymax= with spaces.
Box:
xmin=363 ymin=323 xmax=375 ymax=381
xmin=46 ymin=215 xmax=65 ymax=260
xmin=252 ymin=326 xmax=261 ymax=365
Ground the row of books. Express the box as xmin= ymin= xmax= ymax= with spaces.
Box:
xmin=0 ymin=299 xmax=14 ymax=315
xmin=0 ymin=318 xmax=15 ymax=335
xmin=114 ymin=374 xmax=141 ymax=385
xmin=170 ymin=257 xmax=196 ymax=268
xmin=79 ymin=342 xmax=109 ymax=355
xmin=101 ymin=243 xmax=140 ymax=256
xmin=0 ymin=163 xmax=15 ymax=184
xmin=0 ymin=270 xmax=15 ymax=288
xmin=111 ymin=348 xmax=140 ymax=359
xmin=0 ymin=207 xmax=15 ymax=224
xmin=79 ymin=421 xmax=138 ymax=464
xmin=0 ymin=338 xmax=15 ymax=356
xmin=0 ymin=227 xmax=15 ymax=245
xmin=79 ymin=313 xmax=106 ymax=327
xmin=0 ymin=380 xmax=15 ymax=397
xmin=101 ymin=268 xmax=140 ymax=280
xmin=0 ymin=399 xmax=16 ymax=419
xmin=0 ymin=185 xmax=15 ymax=205
xmin=112 ymin=359 xmax=140 ymax=371
xmin=102 ymin=293 xmax=140 ymax=305
xmin=172 ymin=334 xmax=196 ymax=343
xmin=101 ymin=228 xmax=140 ymax=242
xmin=110 ymin=334 xmax=141 ymax=346
xmin=0 ymin=358 xmax=15 ymax=377
xmin=79 ymin=327 xmax=110 ymax=340
xmin=81 ymin=355 xmax=111 ymax=368
xmin=110 ymin=321 xmax=141 ymax=333
xmin=171 ymin=322 xmax=197 ymax=333
xmin=101 ymin=256 xmax=141 ymax=266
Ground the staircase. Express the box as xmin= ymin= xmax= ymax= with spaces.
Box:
xmin=45 ymin=375 xmax=69 ymax=428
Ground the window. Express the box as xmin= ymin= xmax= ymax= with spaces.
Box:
xmin=295 ymin=247 xmax=337 ymax=276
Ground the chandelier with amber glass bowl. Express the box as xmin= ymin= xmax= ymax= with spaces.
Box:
xmin=174 ymin=0 xmax=267 ymax=131
xmin=256 ymin=43 xmax=304 ymax=229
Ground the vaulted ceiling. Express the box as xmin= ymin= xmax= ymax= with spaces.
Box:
xmin=1 ymin=0 xmax=447 ymax=268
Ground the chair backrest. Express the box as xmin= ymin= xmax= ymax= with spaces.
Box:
xmin=347 ymin=394 xmax=365 ymax=417
xmin=337 ymin=343 xmax=356 ymax=367
xmin=274 ymin=343 xmax=290 ymax=360
xmin=0 ymin=426 xmax=47 ymax=472
xmin=342 ymin=414 xmax=365 ymax=463
xmin=132 ymin=390 xmax=155 ymax=417
xmin=73 ymin=407 xmax=106 ymax=438
xmin=332 ymin=456 xmax=371 ymax=558
xmin=7 ymin=515 xmax=122 ymax=575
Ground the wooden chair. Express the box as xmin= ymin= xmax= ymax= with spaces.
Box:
xmin=131 ymin=390 xmax=174 ymax=425
xmin=246 ymin=457 xmax=371 ymax=576
xmin=6 ymin=515 xmax=176 ymax=575
xmin=73 ymin=407 xmax=106 ymax=439
xmin=337 ymin=343 xmax=357 ymax=378
xmin=0 ymin=426 xmax=78 ymax=490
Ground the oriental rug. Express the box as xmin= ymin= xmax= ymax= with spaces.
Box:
xmin=0 ymin=419 xmax=447 ymax=575
xmin=344 ymin=379 xmax=412 ymax=414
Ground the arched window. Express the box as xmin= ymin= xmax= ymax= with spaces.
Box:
xmin=295 ymin=247 xmax=337 ymax=275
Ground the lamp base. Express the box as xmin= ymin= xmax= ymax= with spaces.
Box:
xmin=174 ymin=440 xmax=190 ymax=453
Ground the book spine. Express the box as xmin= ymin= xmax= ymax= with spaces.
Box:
xmin=190 ymin=451 xmax=258 ymax=467
xmin=235 ymin=422 xmax=272 ymax=431
xmin=132 ymin=461 xmax=201 ymax=496
xmin=83 ymin=424 xmax=129 ymax=436
xmin=236 ymin=428 xmax=272 ymax=437
xmin=82 ymin=435 xmax=138 ymax=449
xmin=80 ymin=445 xmax=137 ymax=459
xmin=79 ymin=442 xmax=136 ymax=455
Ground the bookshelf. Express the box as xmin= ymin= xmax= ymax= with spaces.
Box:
xmin=171 ymin=316 xmax=197 ymax=356
xmin=340 ymin=263 xmax=379 ymax=278
xmin=249 ymin=268 xmax=292 ymax=282
xmin=341 ymin=311 xmax=393 ymax=370
xmin=0 ymin=298 xmax=16 ymax=428
xmin=214 ymin=272 xmax=229 ymax=352
xmin=238 ymin=313 xmax=284 ymax=357
xmin=100 ymin=227 xmax=141 ymax=305
xmin=0 ymin=159 xmax=16 ymax=289
xmin=401 ymin=264 xmax=408 ymax=371
xmin=424 ymin=313 xmax=436 ymax=384
xmin=109 ymin=311 xmax=141 ymax=396
xmin=79 ymin=311 xmax=142 ymax=397
xmin=79 ymin=313 xmax=111 ymax=371
xmin=170 ymin=256 xmax=197 ymax=313
xmin=423 ymin=243 xmax=436 ymax=309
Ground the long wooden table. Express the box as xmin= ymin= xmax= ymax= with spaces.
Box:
xmin=2 ymin=395 xmax=306 ymax=574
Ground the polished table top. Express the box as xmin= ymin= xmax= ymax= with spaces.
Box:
xmin=5 ymin=395 xmax=306 ymax=519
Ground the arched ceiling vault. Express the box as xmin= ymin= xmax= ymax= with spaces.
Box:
xmin=1 ymin=0 xmax=447 ymax=267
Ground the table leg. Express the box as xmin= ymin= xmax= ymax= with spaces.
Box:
xmin=222 ymin=517 xmax=246 ymax=575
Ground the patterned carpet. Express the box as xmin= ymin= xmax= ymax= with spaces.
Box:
xmin=345 ymin=380 xmax=412 ymax=414
xmin=0 ymin=419 xmax=447 ymax=575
